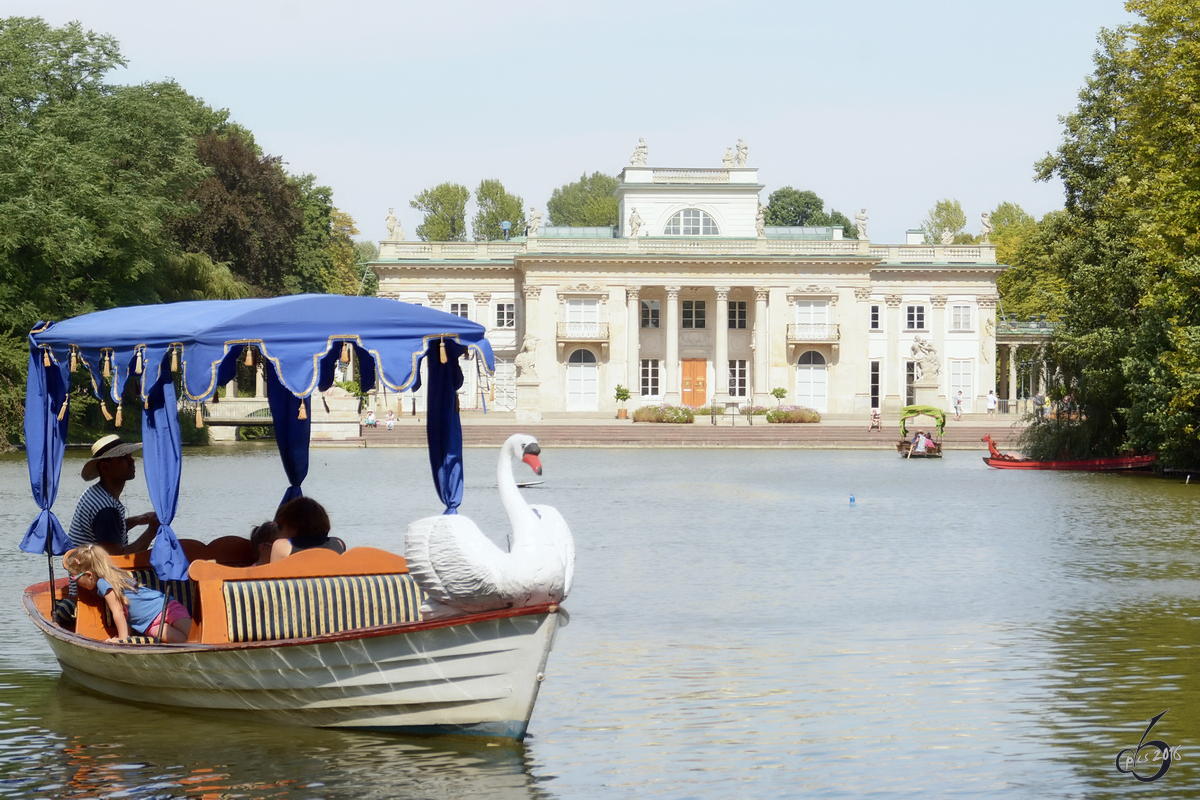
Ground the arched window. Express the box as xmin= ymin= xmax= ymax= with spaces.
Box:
xmin=569 ymin=349 xmax=597 ymax=364
xmin=663 ymin=209 xmax=719 ymax=236
xmin=797 ymin=350 xmax=826 ymax=366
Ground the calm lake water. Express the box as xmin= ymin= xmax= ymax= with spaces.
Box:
xmin=0 ymin=444 xmax=1198 ymax=798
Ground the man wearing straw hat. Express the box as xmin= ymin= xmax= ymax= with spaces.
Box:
xmin=68 ymin=434 xmax=159 ymax=556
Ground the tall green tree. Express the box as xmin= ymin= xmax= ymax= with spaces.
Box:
xmin=472 ymin=179 xmax=525 ymax=241
xmin=920 ymin=199 xmax=969 ymax=244
xmin=411 ymin=183 xmax=469 ymax=241
xmin=289 ymin=174 xmax=334 ymax=294
xmin=993 ymin=205 xmax=1068 ymax=321
xmin=763 ymin=187 xmax=857 ymax=238
xmin=353 ymin=240 xmax=378 ymax=296
xmin=547 ymin=172 xmax=618 ymax=227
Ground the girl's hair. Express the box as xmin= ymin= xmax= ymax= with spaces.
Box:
xmin=64 ymin=545 xmax=136 ymax=606
xmin=274 ymin=497 xmax=330 ymax=540
xmin=250 ymin=520 xmax=280 ymax=549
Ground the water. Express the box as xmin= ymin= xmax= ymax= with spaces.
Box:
xmin=1 ymin=446 xmax=1198 ymax=798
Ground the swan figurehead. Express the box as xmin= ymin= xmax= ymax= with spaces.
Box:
xmin=405 ymin=434 xmax=575 ymax=618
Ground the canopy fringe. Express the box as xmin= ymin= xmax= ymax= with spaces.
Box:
xmin=195 ymin=404 xmax=204 ymax=428
xmin=171 ymin=346 xmax=179 ymax=373
xmin=114 ymin=404 xmax=123 ymax=428
xmin=100 ymin=402 xmax=112 ymax=421
xmin=57 ymin=397 xmax=68 ymax=422
xmin=439 ymin=338 xmax=447 ymax=364
xmin=297 ymin=403 xmax=307 ymax=420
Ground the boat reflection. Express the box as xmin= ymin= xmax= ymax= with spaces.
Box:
xmin=0 ymin=671 xmax=550 ymax=800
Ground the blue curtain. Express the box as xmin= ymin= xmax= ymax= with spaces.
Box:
xmin=425 ymin=340 xmax=466 ymax=515
xmin=20 ymin=347 xmax=71 ymax=556
xmin=141 ymin=374 xmax=189 ymax=581
xmin=266 ymin=366 xmax=311 ymax=507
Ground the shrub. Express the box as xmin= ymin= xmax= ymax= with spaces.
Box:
xmin=691 ymin=404 xmax=723 ymax=416
xmin=766 ymin=405 xmax=821 ymax=423
xmin=740 ymin=405 xmax=769 ymax=416
xmin=632 ymin=404 xmax=695 ymax=423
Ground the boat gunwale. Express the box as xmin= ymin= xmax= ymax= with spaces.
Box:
xmin=981 ymin=454 xmax=1157 ymax=471
xmin=22 ymin=588 xmax=559 ymax=655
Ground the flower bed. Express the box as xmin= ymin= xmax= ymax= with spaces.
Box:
xmin=632 ymin=404 xmax=695 ymax=423
xmin=765 ymin=406 xmax=821 ymax=423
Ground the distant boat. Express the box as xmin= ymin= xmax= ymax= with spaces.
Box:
xmin=981 ymin=435 xmax=1156 ymax=471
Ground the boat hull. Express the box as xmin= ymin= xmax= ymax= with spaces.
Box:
xmin=26 ymin=593 xmax=559 ymax=739
xmin=982 ymin=454 xmax=1157 ymax=471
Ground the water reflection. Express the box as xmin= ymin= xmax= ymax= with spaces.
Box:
xmin=0 ymin=672 xmax=547 ymax=800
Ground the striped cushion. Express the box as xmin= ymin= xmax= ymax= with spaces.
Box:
xmin=115 ymin=636 xmax=160 ymax=644
xmin=222 ymin=574 xmax=424 ymax=643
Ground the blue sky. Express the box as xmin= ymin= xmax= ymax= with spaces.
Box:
xmin=15 ymin=0 xmax=1135 ymax=244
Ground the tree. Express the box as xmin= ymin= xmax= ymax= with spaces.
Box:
xmin=472 ymin=179 xmax=525 ymax=241
xmin=154 ymin=252 xmax=250 ymax=303
xmin=411 ymin=183 xmax=469 ymax=241
xmin=994 ymin=208 xmax=1068 ymax=321
xmin=546 ymin=172 xmax=619 ymax=227
xmin=764 ymin=187 xmax=858 ymax=238
xmin=289 ymin=174 xmax=334 ymax=294
xmin=169 ymin=129 xmax=303 ymax=294
xmin=921 ymin=199 xmax=968 ymax=244
xmin=354 ymin=241 xmax=378 ymax=296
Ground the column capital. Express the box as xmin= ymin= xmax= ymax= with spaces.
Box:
xmin=930 ymin=294 xmax=947 ymax=308
xmin=665 ymin=286 xmax=681 ymax=300
xmin=626 ymin=287 xmax=640 ymax=303
xmin=473 ymin=292 xmax=492 ymax=306
xmin=523 ymin=285 xmax=542 ymax=300
xmin=884 ymin=294 xmax=902 ymax=308
xmin=854 ymin=287 xmax=872 ymax=301
xmin=427 ymin=292 xmax=445 ymax=308
xmin=977 ymin=295 xmax=999 ymax=309
xmin=715 ymin=286 xmax=730 ymax=300
xmin=754 ymin=287 xmax=770 ymax=301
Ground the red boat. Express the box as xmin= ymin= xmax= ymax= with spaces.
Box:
xmin=981 ymin=435 xmax=1157 ymax=471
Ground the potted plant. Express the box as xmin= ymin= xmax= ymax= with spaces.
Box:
xmin=614 ymin=384 xmax=631 ymax=419
xmin=771 ymin=387 xmax=788 ymax=407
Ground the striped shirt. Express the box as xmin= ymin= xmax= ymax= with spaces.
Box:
xmin=68 ymin=483 xmax=127 ymax=549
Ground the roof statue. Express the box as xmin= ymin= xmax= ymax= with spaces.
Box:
xmin=527 ymin=207 xmax=542 ymax=238
xmin=736 ymin=138 xmax=748 ymax=166
xmin=722 ymin=147 xmax=736 ymax=168
xmin=980 ymin=211 xmax=993 ymax=244
xmin=755 ymin=203 xmax=766 ymax=238
xmin=629 ymin=137 xmax=648 ymax=166
xmin=628 ymin=207 xmax=643 ymax=238
xmin=385 ymin=207 xmax=405 ymax=242
xmin=855 ymin=208 xmax=868 ymax=240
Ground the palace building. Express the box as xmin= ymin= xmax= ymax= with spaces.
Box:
xmin=369 ymin=156 xmax=1006 ymax=419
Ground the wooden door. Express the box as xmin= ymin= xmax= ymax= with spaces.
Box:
xmin=681 ymin=359 xmax=707 ymax=406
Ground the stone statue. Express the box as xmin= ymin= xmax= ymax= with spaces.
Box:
xmin=910 ymin=336 xmax=941 ymax=381
xmin=628 ymin=207 xmax=643 ymax=238
xmin=736 ymin=138 xmax=748 ymax=166
xmin=722 ymin=147 xmax=736 ymax=168
xmin=515 ymin=335 xmax=538 ymax=379
xmin=527 ymin=207 xmax=542 ymax=238
xmin=385 ymin=207 xmax=404 ymax=242
xmin=940 ymin=228 xmax=954 ymax=245
xmin=755 ymin=203 xmax=766 ymax=238
xmin=980 ymin=211 xmax=993 ymax=243
xmin=630 ymin=137 xmax=648 ymax=166
xmin=855 ymin=208 xmax=868 ymax=240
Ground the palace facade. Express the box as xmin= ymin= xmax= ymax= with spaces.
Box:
xmin=370 ymin=161 xmax=1006 ymax=418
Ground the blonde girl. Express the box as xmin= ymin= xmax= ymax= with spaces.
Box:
xmin=64 ymin=545 xmax=192 ymax=643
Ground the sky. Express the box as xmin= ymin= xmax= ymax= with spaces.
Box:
xmin=14 ymin=0 xmax=1137 ymax=244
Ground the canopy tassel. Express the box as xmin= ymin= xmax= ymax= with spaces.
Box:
xmin=114 ymin=404 xmax=123 ymax=428
xmin=195 ymin=404 xmax=204 ymax=429
xmin=244 ymin=346 xmax=254 ymax=367
xmin=135 ymin=349 xmax=143 ymax=375
xmin=171 ymin=346 xmax=179 ymax=373
xmin=57 ymin=398 xmax=68 ymax=422
xmin=102 ymin=352 xmax=111 ymax=379
xmin=70 ymin=348 xmax=78 ymax=372
xmin=298 ymin=403 xmax=307 ymax=421
xmin=341 ymin=342 xmax=351 ymax=364
xmin=100 ymin=402 xmax=112 ymax=422
xmin=439 ymin=338 xmax=447 ymax=364
xmin=42 ymin=349 xmax=50 ymax=368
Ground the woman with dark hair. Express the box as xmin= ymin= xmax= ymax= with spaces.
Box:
xmin=269 ymin=497 xmax=347 ymax=562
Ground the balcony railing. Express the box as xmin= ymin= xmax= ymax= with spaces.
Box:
xmin=787 ymin=323 xmax=840 ymax=342
xmin=557 ymin=322 xmax=610 ymax=340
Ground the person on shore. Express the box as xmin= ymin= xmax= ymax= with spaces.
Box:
xmin=953 ymin=391 xmax=963 ymax=422
xmin=386 ymin=410 xmax=395 ymax=431
xmin=269 ymin=497 xmax=346 ymax=562
xmin=1032 ymin=392 xmax=1046 ymax=419
xmin=365 ymin=410 xmax=377 ymax=428
xmin=68 ymin=435 xmax=159 ymax=555
xmin=986 ymin=390 xmax=997 ymax=421
xmin=65 ymin=545 xmax=192 ymax=643
xmin=868 ymin=408 xmax=882 ymax=432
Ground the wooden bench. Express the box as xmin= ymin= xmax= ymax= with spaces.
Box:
xmin=188 ymin=547 xmax=422 ymax=644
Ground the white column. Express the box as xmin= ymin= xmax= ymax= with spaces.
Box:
xmin=1008 ymin=344 xmax=1018 ymax=412
xmin=664 ymin=286 xmax=681 ymax=403
xmin=753 ymin=287 xmax=769 ymax=400
xmin=626 ymin=287 xmax=640 ymax=394
xmin=884 ymin=294 xmax=902 ymax=412
xmin=714 ymin=287 xmax=730 ymax=402
xmin=255 ymin=362 xmax=265 ymax=398
xmin=930 ymin=295 xmax=947 ymax=401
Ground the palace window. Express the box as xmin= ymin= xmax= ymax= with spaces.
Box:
xmin=728 ymin=360 xmax=748 ymax=397
xmin=449 ymin=302 xmax=469 ymax=318
xmin=641 ymin=359 xmax=660 ymax=396
xmin=906 ymin=305 xmax=925 ymax=330
xmin=729 ymin=301 xmax=747 ymax=329
xmin=682 ymin=300 xmax=706 ymax=329
xmin=641 ymin=299 xmax=660 ymax=328
xmin=663 ymin=208 xmax=719 ymax=236
xmin=495 ymin=303 xmax=515 ymax=328
xmin=951 ymin=304 xmax=972 ymax=331
xmin=870 ymin=305 xmax=880 ymax=330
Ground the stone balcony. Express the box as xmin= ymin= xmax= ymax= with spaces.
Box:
xmin=557 ymin=321 xmax=610 ymax=357
xmin=375 ymin=238 xmax=997 ymax=264
xmin=787 ymin=323 xmax=840 ymax=342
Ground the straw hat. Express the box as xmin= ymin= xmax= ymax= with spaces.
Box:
xmin=81 ymin=434 xmax=142 ymax=481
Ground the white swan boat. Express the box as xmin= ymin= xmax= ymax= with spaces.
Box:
xmin=20 ymin=295 xmax=572 ymax=739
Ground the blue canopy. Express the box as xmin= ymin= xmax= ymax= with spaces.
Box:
xmin=24 ymin=295 xmax=494 ymax=579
